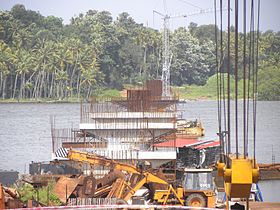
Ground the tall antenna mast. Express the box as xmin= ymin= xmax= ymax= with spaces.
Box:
xmin=162 ymin=14 xmax=171 ymax=98
xmin=153 ymin=6 xmax=228 ymax=98
xmin=153 ymin=10 xmax=172 ymax=97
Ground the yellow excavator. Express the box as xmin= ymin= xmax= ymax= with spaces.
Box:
xmin=153 ymin=168 xmax=216 ymax=207
xmin=67 ymin=149 xmax=184 ymax=205
xmin=66 ymin=149 xmax=216 ymax=207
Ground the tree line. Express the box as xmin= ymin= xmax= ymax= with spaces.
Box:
xmin=0 ymin=4 xmax=279 ymax=100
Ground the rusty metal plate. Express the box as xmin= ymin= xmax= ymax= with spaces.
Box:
xmin=54 ymin=176 xmax=79 ymax=203
xmin=97 ymin=170 xmax=125 ymax=188
xmin=82 ymin=176 xmax=96 ymax=196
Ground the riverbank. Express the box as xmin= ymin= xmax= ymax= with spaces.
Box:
xmin=1 ymin=96 xmax=275 ymax=104
xmin=0 ymin=97 xmax=217 ymax=104
xmin=0 ymin=98 xmax=80 ymax=103
xmin=1 ymin=77 xmax=278 ymax=103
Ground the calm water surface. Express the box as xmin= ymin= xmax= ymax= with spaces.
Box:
xmin=0 ymin=101 xmax=279 ymax=201
xmin=179 ymin=101 xmax=280 ymax=163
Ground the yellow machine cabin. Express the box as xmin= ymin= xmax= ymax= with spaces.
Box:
xmin=153 ymin=168 xmax=216 ymax=208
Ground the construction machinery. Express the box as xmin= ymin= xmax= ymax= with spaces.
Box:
xmin=153 ymin=6 xmax=228 ymax=98
xmin=217 ymin=156 xmax=259 ymax=209
xmin=213 ymin=0 xmax=261 ymax=209
xmin=66 ymin=149 xmax=216 ymax=207
xmin=67 ymin=149 xmax=184 ymax=205
xmin=0 ymin=183 xmax=23 ymax=209
xmin=153 ymin=168 xmax=216 ymax=207
xmin=176 ymin=119 xmax=205 ymax=137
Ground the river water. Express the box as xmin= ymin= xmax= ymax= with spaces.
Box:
xmin=0 ymin=101 xmax=279 ymax=201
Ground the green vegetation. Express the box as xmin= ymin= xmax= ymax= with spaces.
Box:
xmin=0 ymin=88 xmax=121 ymax=103
xmin=92 ymin=88 xmax=121 ymax=100
xmin=174 ymin=73 xmax=254 ymax=100
xmin=258 ymin=66 xmax=280 ymax=100
xmin=0 ymin=5 xmax=279 ymax=101
xmin=17 ymin=181 xmax=61 ymax=206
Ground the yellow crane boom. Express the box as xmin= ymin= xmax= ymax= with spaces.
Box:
xmin=67 ymin=149 xmax=184 ymax=205
xmin=68 ymin=149 xmax=139 ymax=174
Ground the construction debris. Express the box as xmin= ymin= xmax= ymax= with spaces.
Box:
xmin=54 ymin=176 xmax=80 ymax=204
xmin=0 ymin=184 xmax=24 ymax=209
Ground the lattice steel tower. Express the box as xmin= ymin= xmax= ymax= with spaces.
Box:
xmin=161 ymin=14 xmax=172 ymax=97
xmin=154 ymin=6 xmax=228 ymax=98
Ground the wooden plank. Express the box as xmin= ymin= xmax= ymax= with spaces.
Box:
xmin=250 ymin=202 xmax=280 ymax=210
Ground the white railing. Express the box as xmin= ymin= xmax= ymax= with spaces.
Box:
xmin=80 ymin=122 xmax=175 ymax=130
xmin=68 ymin=198 xmax=118 ymax=206
xmin=89 ymin=112 xmax=175 ymax=119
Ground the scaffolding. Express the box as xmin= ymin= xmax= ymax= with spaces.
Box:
xmin=51 ymin=80 xmax=178 ymax=167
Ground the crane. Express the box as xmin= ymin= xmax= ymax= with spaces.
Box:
xmin=153 ymin=7 xmax=228 ymax=98
xmin=214 ymin=0 xmax=261 ymax=209
xmin=67 ymin=149 xmax=184 ymax=205
xmin=66 ymin=149 xmax=216 ymax=207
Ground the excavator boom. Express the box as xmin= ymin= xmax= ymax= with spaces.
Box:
xmin=68 ymin=149 xmax=139 ymax=174
xmin=66 ymin=149 xmax=184 ymax=204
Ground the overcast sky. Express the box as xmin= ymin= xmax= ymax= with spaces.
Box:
xmin=1 ymin=0 xmax=279 ymax=32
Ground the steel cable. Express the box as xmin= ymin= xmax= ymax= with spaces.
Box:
xmin=251 ymin=0 xmax=256 ymax=166
xmin=246 ymin=0 xmax=254 ymax=156
xmin=227 ymin=0 xmax=231 ymax=158
xmin=220 ymin=0 xmax=228 ymax=162
xmin=234 ymin=0 xmax=239 ymax=158
xmin=254 ymin=0 xmax=261 ymax=167
xmin=243 ymin=0 xmax=247 ymax=158
xmin=219 ymin=0 xmax=223 ymax=149
xmin=214 ymin=0 xmax=223 ymax=162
